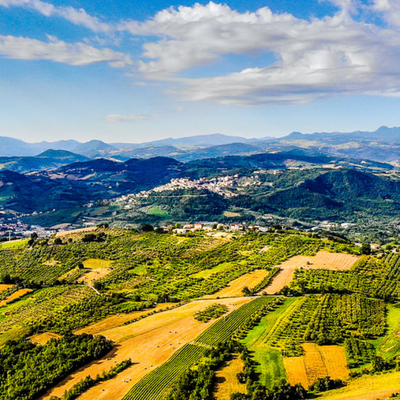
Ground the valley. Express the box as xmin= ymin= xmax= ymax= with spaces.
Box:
xmin=2 ymin=132 xmax=400 ymax=400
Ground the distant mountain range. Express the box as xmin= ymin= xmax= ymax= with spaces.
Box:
xmin=0 ymin=148 xmax=398 ymax=229
xmin=0 ymin=150 xmax=90 ymax=173
xmin=3 ymin=127 xmax=400 ymax=165
xmin=2 ymin=127 xmax=400 ymax=237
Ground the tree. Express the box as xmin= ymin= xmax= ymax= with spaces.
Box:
xmin=241 ymin=286 xmax=252 ymax=296
xmin=361 ymin=243 xmax=371 ymax=255
xmin=141 ymin=224 xmax=154 ymax=232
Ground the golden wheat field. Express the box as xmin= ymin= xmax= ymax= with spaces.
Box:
xmin=284 ymin=356 xmax=309 ymax=388
xmin=0 ymin=284 xmax=13 ymax=293
xmin=214 ymin=355 xmax=247 ymax=400
xmin=41 ymin=297 xmax=252 ymax=400
xmin=74 ymin=303 xmax=176 ymax=336
xmin=0 ymin=288 xmax=33 ymax=307
xmin=318 ymin=370 xmax=400 ymax=400
xmin=260 ymin=251 xmax=359 ymax=294
xmin=54 ymin=227 xmax=97 ymax=238
xmin=261 ymin=268 xmax=295 ymax=295
xmin=29 ymin=332 xmax=62 ymax=345
xmin=77 ymin=267 xmax=113 ymax=286
xmin=277 ymin=251 xmax=359 ymax=270
xmin=204 ymin=270 xmax=270 ymax=299
xmin=284 ymin=343 xmax=349 ymax=389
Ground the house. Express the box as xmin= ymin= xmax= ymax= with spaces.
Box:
xmin=173 ymin=228 xmax=189 ymax=234
xmin=230 ymin=224 xmax=243 ymax=232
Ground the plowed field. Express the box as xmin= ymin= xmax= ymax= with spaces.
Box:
xmin=41 ymin=297 xmax=252 ymax=400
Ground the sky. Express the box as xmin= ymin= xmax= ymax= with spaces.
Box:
xmin=1 ymin=0 xmax=400 ymax=143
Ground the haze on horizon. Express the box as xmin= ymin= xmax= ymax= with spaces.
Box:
xmin=1 ymin=0 xmax=400 ymax=143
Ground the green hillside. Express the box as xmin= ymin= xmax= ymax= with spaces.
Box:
xmin=1 ymin=228 xmax=400 ymax=400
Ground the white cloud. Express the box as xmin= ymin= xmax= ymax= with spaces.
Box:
xmin=2 ymin=0 xmax=400 ymax=106
xmin=0 ymin=0 xmax=111 ymax=32
xmin=0 ymin=35 xmax=132 ymax=66
xmin=117 ymin=2 xmax=400 ymax=105
xmin=373 ymin=0 xmax=400 ymax=27
xmin=120 ymin=3 xmax=299 ymax=76
xmin=104 ymin=114 xmax=154 ymax=122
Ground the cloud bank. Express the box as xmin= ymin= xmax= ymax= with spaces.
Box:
xmin=2 ymin=0 xmax=400 ymax=105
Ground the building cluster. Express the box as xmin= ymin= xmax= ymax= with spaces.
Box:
xmin=151 ymin=176 xmax=243 ymax=198
xmin=311 ymin=221 xmax=356 ymax=231
xmin=115 ymin=175 xmax=265 ymax=208
xmin=0 ymin=219 xmax=56 ymax=238
xmin=0 ymin=219 xmax=29 ymax=237
xmin=170 ymin=222 xmax=271 ymax=234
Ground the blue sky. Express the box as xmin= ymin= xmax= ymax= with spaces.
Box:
xmin=1 ymin=0 xmax=400 ymax=143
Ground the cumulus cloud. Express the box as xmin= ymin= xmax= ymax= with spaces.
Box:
xmin=0 ymin=35 xmax=132 ymax=66
xmin=2 ymin=0 xmax=400 ymax=106
xmin=0 ymin=0 xmax=111 ymax=32
xmin=120 ymin=3 xmax=299 ymax=75
xmin=117 ymin=2 xmax=400 ymax=105
xmin=104 ymin=114 xmax=154 ymax=122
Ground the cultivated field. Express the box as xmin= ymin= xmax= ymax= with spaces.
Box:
xmin=261 ymin=251 xmax=359 ymax=294
xmin=29 ymin=332 xmax=61 ymax=345
xmin=0 ymin=286 xmax=93 ymax=345
xmin=262 ymin=268 xmax=295 ymax=294
xmin=82 ymin=258 xmax=113 ymax=269
xmin=204 ymin=270 xmax=270 ymax=298
xmin=242 ymin=298 xmax=298 ymax=387
xmin=192 ymin=262 xmax=232 ymax=279
xmin=0 ymin=239 xmax=29 ymax=249
xmin=0 ymin=284 xmax=13 ymax=293
xmin=74 ymin=303 xmax=176 ymax=336
xmin=244 ymin=297 xmax=299 ymax=348
xmin=0 ymin=288 xmax=32 ymax=307
xmin=284 ymin=343 xmax=349 ymax=389
xmin=41 ymin=297 xmax=252 ymax=400
xmin=373 ymin=304 xmax=400 ymax=359
xmin=55 ymin=227 xmax=97 ymax=238
xmin=274 ymin=251 xmax=359 ymax=271
xmin=214 ymin=355 xmax=246 ymax=400
xmin=76 ymin=259 xmax=114 ymax=285
xmin=318 ymin=370 xmax=400 ymax=400
xmin=284 ymin=357 xmax=309 ymax=388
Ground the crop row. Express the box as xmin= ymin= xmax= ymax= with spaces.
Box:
xmin=122 ymin=344 xmax=207 ymax=400
xmin=290 ymin=253 xmax=400 ymax=301
xmin=267 ymin=293 xmax=385 ymax=356
xmin=344 ymin=337 xmax=375 ymax=368
xmin=266 ymin=295 xmax=321 ymax=356
xmin=195 ymin=296 xmax=273 ymax=346
xmin=122 ymin=296 xmax=282 ymax=400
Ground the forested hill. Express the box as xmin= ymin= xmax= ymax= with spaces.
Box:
xmin=257 ymin=169 xmax=400 ymax=220
xmin=1 ymin=151 xmax=400 ymax=237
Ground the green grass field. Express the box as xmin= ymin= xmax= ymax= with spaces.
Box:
xmin=243 ymin=297 xmax=299 ymax=348
xmin=0 ymin=239 xmax=29 ymax=249
xmin=370 ymin=304 xmax=400 ymax=360
xmin=192 ymin=262 xmax=233 ymax=279
xmin=148 ymin=206 xmax=169 ymax=217
xmin=242 ymin=297 xmax=298 ymax=387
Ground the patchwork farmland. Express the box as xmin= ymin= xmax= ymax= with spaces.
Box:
xmin=1 ymin=228 xmax=399 ymax=400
